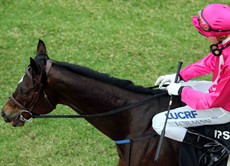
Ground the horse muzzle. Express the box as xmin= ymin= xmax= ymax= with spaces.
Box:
xmin=1 ymin=103 xmax=28 ymax=127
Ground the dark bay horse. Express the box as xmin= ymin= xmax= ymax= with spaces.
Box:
xmin=2 ymin=40 xmax=183 ymax=166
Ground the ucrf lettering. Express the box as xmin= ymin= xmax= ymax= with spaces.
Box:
xmin=167 ymin=110 xmax=198 ymax=119
xmin=214 ymin=130 xmax=230 ymax=140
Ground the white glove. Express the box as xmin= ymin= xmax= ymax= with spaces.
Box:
xmin=167 ymin=82 xmax=184 ymax=96
xmin=155 ymin=73 xmax=180 ymax=88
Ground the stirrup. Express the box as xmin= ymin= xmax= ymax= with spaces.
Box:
xmin=199 ymin=142 xmax=230 ymax=166
xmin=199 ymin=151 xmax=229 ymax=166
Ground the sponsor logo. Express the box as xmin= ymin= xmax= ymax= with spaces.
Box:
xmin=166 ymin=110 xmax=198 ymax=119
xmin=214 ymin=130 xmax=230 ymax=140
xmin=175 ymin=119 xmax=212 ymax=127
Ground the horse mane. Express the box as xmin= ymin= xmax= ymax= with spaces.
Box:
xmin=53 ymin=60 xmax=162 ymax=95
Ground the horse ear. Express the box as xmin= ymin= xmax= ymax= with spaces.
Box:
xmin=37 ymin=39 xmax=46 ymax=55
xmin=30 ymin=57 xmax=40 ymax=73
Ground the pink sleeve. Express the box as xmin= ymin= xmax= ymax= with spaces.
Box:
xmin=180 ymin=54 xmax=216 ymax=81
xmin=181 ymin=65 xmax=230 ymax=110
xmin=181 ymin=87 xmax=218 ymax=109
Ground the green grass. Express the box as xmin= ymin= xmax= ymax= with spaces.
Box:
xmin=0 ymin=0 xmax=225 ymax=165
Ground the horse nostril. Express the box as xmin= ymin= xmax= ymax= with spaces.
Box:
xmin=1 ymin=112 xmax=10 ymax=122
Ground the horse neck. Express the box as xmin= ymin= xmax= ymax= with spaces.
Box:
xmin=46 ymin=62 xmax=151 ymax=140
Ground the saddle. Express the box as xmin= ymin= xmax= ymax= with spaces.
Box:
xmin=179 ymin=122 xmax=230 ymax=166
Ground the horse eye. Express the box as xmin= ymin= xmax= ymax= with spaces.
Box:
xmin=19 ymin=87 xmax=30 ymax=95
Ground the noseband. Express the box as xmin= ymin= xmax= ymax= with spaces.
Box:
xmin=10 ymin=60 xmax=54 ymax=122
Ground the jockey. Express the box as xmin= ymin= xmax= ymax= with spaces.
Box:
xmin=152 ymin=3 xmax=230 ymax=164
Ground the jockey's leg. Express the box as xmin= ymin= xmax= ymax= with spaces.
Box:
xmin=152 ymin=106 xmax=230 ymax=164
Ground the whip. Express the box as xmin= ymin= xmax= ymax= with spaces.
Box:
xmin=154 ymin=61 xmax=183 ymax=161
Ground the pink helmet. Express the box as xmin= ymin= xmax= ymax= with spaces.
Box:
xmin=192 ymin=4 xmax=230 ymax=37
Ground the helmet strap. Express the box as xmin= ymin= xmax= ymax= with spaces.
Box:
xmin=210 ymin=41 xmax=230 ymax=56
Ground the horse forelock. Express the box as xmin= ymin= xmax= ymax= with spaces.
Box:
xmin=35 ymin=54 xmax=49 ymax=67
xmin=53 ymin=61 xmax=161 ymax=95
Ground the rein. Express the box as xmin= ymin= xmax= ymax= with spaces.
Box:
xmin=32 ymin=91 xmax=167 ymax=119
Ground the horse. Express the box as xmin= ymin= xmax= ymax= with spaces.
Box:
xmin=1 ymin=40 xmax=184 ymax=166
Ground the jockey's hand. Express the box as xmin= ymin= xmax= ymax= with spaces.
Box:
xmin=155 ymin=73 xmax=180 ymax=88
xmin=167 ymin=82 xmax=184 ymax=96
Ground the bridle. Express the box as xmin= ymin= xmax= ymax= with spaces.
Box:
xmin=9 ymin=59 xmax=55 ymax=122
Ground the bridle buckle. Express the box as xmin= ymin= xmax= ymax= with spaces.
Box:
xmin=19 ymin=110 xmax=33 ymax=122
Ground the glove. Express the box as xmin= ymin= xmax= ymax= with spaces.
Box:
xmin=155 ymin=73 xmax=180 ymax=88
xmin=167 ymin=82 xmax=184 ymax=96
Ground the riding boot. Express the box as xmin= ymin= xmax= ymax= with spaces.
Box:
xmin=183 ymin=130 xmax=230 ymax=166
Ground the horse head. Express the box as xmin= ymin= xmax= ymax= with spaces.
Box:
xmin=2 ymin=40 xmax=55 ymax=127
